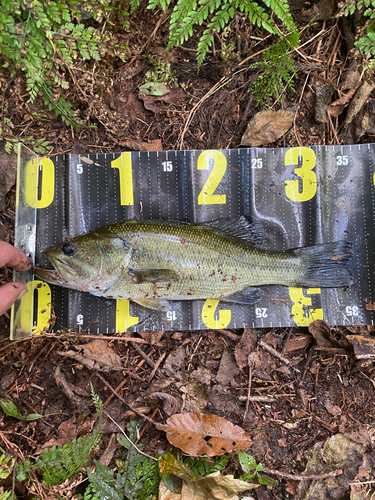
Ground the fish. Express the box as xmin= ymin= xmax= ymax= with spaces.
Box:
xmin=33 ymin=217 xmax=354 ymax=311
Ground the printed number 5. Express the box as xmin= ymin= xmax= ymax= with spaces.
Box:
xmin=285 ymin=147 xmax=317 ymax=202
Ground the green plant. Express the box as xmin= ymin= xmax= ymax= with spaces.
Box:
xmin=238 ymin=452 xmax=277 ymax=486
xmin=249 ymin=31 xmax=299 ymax=108
xmin=342 ymin=0 xmax=375 ymax=65
xmin=83 ymin=420 xmax=160 ymax=500
xmin=0 ymin=0 xmax=105 ymax=126
xmin=145 ymin=55 xmax=179 ymax=87
xmin=182 ymin=455 xmax=229 ymax=477
xmin=146 ymin=0 xmax=297 ymax=70
xmin=17 ymin=383 xmax=103 ymax=486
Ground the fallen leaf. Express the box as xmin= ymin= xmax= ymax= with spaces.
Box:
xmin=58 ymin=339 xmax=123 ymax=371
xmin=235 ymin=329 xmax=257 ymax=370
xmin=284 ymin=334 xmax=312 ymax=352
xmin=308 ymin=319 xmax=334 ymax=347
xmin=42 ymin=416 xmax=77 ymax=449
xmin=159 ymin=454 xmax=257 ymax=500
xmin=180 ymin=472 xmax=257 ymax=499
xmin=139 ymin=82 xmax=170 ymax=96
xmin=324 ymin=401 xmax=342 ymax=416
xmin=216 ymin=351 xmax=239 ymax=386
xmin=241 ymin=107 xmax=296 ymax=147
xmin=118 ymin=139 xmax=163 ymax=151
xmin=156 ymin=412 xmax=252 ymax=457
xmin=314 ymin=80 xmax=335 ymax=124
xmin=342 ymin=79 xmax=375 ymax=128
xmin=140 ymin=330 xmax=165 ymax=345
xmin=328 ymin=81 xmax=361 ymax=117
xmin=144 ymin=392 xmax=179 ymax=416
xmin=296 ymin=434 xmax=365 ymax=500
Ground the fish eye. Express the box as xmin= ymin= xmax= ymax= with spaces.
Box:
xmin=62 ymin=242 xmax=76 ymax=256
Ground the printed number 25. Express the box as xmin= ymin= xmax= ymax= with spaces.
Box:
xmin=198 ymin=150 xmax=227 ymax=205
xmin=285 ymin=147 xmax=317 ymax=202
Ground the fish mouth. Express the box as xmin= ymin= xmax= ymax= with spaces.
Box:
xmin=33 ymin=267 xmax=65 ymax=286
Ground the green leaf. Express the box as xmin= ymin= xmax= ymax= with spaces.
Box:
xmin=257 ymin=474 xmax=278 ymax=486
xmin=238 ymin=452 xmax=257 ymax=473
xmin=0 ymin=397 xmax=43 ymax=421
xmin=139 ymin=82 xmax=170 ymax=96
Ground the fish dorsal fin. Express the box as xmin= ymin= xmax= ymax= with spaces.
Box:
xmin=201 ymin=216 xmax=267 ymax=248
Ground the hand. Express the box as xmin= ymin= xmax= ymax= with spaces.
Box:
xmin=0 ymin=242 xmax=31 ymax=315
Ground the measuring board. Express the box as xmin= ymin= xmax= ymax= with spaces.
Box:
xmin=10 ymin=144 xmax=375 ymax=339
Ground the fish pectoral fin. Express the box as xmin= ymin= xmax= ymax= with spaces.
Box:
xmin=128 ymin=268 xmax=178 ymax=284
xmin=133 ymin=297 xmax=170 ymax=311
xmin=223 ymin=287 xmax=264 ymax=305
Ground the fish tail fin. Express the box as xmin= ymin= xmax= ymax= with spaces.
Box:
xmin=293 ymin=241 xmax=354 ymax=288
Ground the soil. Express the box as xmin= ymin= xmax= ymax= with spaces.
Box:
xmin=1 ymin=2 xmax=375 ymax=499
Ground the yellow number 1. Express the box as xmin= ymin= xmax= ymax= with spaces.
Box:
xmin=111 ymin=153 xmax=134 ymax=206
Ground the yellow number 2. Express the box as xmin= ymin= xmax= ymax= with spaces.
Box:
xmin=197 ymin=150 xmax=227 ymax=205
xmin=201 ymin=299 xmax=231 ymax=329
xmin=289 ymin=287 xmax=323 ymax=326
xmin=285 ymin=147 xmax=317 ymax=202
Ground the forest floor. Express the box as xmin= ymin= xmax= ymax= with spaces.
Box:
xmin=0 ymin=1 xmax=375 ymax=499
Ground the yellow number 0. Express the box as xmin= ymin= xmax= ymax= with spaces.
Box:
xmin=285 ymin=147 xmax=317 ymax=202
xmin=201 ymin=299 xmax=231 ymax=329
xmin=289 ymin=287 xmax=323 ymax=326
xmin=19 ymin=280 xmax=52 ymax=335
xmin=111 ymin=153 xmax=134 ymax=206
xmin=198 ymin=150 xmax=227 ymax=205
xmin=25 ymin=158 xmax=55 ymax=209
xmin=116 ymin=300 xmax=139 ymax=331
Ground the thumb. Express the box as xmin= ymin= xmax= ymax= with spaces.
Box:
xmin=0 ymin=283 xmax=28 ymax=316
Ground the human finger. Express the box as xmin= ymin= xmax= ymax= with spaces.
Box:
xmin=0 ymin=282 xmax=28 ymax=315
xmin=0 ymin=241 xmax=31 ymax=271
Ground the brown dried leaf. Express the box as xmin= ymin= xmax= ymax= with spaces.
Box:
xmin=216 ymin=351 xmax=239 ymax=386
xmin=364 ymin=299 xmax=375 ymax=311
xmin=308 ymin=319 xmax=333 ymax=347
xmin=159 ymin=471 xmax=256 ymax=500
xmin=41 ymin=416 xmax=77 ymax=449
xmin=235 ymin=329 xmax=257 ymax=370
xmin=240 ymin=108 xmax=296 ymax=147
xmin=0 ymin=152 xmax=17 ymax=212
xmin=58 ymin=339 xmax=123 ymax=371
xmin=284 ymin=334 xmax=312 ymax=352
xmin=343 ymin=79 xmax=375 ymax=128
xmin=328 ymin=82 xmax=361 ymax=117
xmin=140 ymin=331 xmax=165 ymax=345
xmin=145 ymin=392 xmax=179 ymax=416
xmin=324 ymin=401 xmax=341 ymax=416
xmin=156 ymin=412 xmax=252 ymax=457
xmin=118 ymin=139 xmax=163 ymax=151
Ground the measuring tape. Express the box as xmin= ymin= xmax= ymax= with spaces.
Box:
xmin=10 ymin=145 xmax=375 ymax=338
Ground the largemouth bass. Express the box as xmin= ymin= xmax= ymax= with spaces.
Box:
xmin=34 ymin=217 xmax=353 ymax=310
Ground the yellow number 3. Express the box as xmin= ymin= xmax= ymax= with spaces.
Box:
xmin=285 ymin=147 xmax=317 ymax=202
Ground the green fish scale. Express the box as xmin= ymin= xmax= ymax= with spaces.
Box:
xmin=106 ymin=221 xmax=302 ymax=300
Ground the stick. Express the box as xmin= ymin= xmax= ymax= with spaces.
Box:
xmin=258 ymin=340 xmax=290 ymax=365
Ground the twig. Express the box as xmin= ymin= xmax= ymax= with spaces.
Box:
xmin=243 ymin=353 xmax=257 ymax=421
xmin=238 ymin=395 xmax=276 ymax=403
xmin=262 ymin=466 xmax=342 ymax=481
xmin=148 ymin=352 xmax=166 ymax=382
xmin=104 ymin=410 xmax=158 ymax=461
xmin=97 ymin=373 xmax=158 ymax=425
xmin=217 ymin=329 xmax=242 ymax=341
xmin=131 ymin=341 xmax=155 ymax=368
xmin=258 ymin=340 xmax=290 ymax=365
